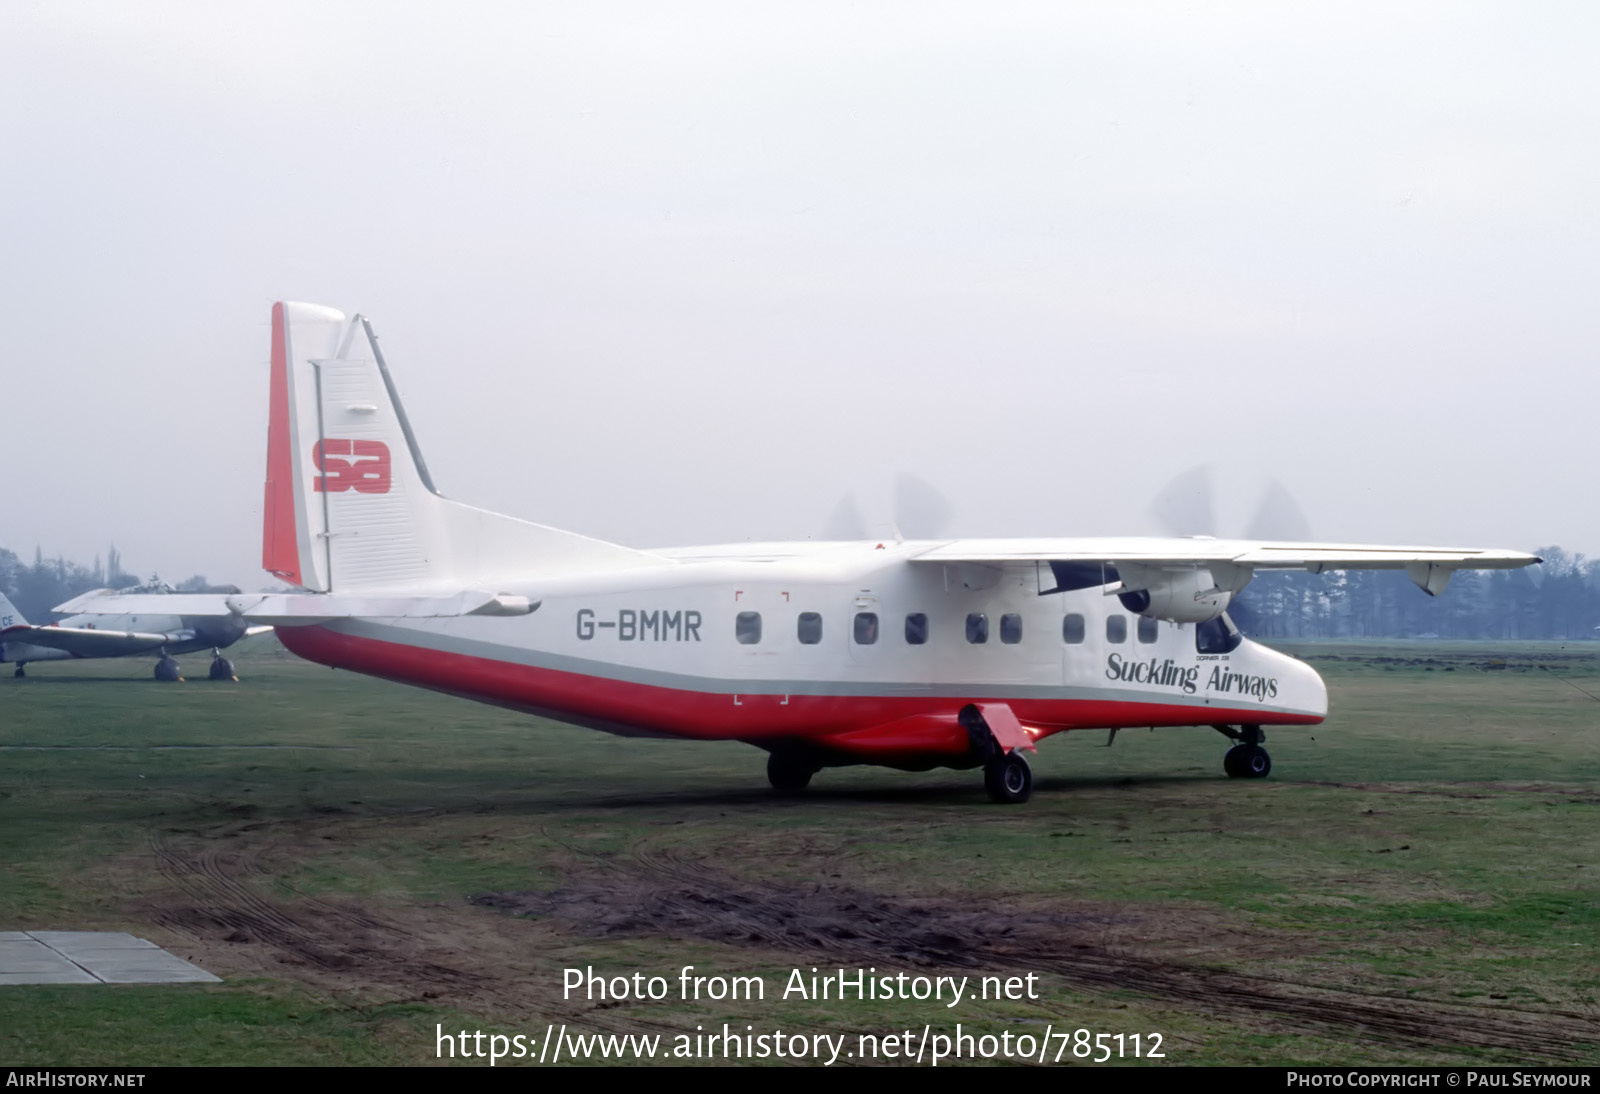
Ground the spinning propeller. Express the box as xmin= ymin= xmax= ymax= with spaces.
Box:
xmin=822 ymin=473 xmax=956 ymax=542
xmin=1149 ymin=465 xmax=1314 ymax=542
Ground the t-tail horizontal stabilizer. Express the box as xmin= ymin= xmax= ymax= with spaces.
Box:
xmin=54 ymin=589 xmax=538 ymax=624
xmin=265 ymin=302 xmax=664 ymax=596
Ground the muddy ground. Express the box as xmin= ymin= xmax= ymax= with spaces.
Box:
xmin=139 ymin=811 xmax=1600 ymax=1064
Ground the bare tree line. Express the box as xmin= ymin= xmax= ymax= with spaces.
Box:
xmin=1232 ymin=547 xmax=1599 ymax=640
xmin=0 ymin=545 xmax=217 ymax=622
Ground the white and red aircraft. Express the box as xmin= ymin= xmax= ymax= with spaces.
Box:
xmin=60 ymin=303 xmax=1540 ymax=803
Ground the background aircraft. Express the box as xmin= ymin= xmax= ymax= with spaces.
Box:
xmin=61 ymin=302 xmax=1540 ymax=801
xmin=2 ymin=579 xmax=268 ymax=681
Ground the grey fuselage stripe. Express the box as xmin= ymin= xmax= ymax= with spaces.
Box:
xmin=322 ymin=618 xmax=1316 ymax=719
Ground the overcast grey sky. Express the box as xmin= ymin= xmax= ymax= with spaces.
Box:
xmin=3 ymin=2 xmax=1595 ymax=587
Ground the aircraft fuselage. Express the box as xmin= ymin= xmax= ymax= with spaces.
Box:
xmin=275 ymin=543 xmax=1326 ymax=770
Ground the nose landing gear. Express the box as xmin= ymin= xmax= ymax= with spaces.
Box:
xmin=1214 ymin=724 xmax=1271 ymax=779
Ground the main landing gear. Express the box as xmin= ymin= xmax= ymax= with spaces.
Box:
xmin=766 ymin=750 xmax=819 ymax=794
xmin=1214 ymin=724 xmax=1271 ymax=779
xmin=983 ymin=751 xmax=1033 ymax=804
xmin=152 ymin=650 xmax=238 ymax=683
xmin=12 ymin=663 xmax=24 ymax=678
xmin=208 ymin=650 xmax=237 ymax=682
xmin=958 ymin=704 xmax=1035 ymax=804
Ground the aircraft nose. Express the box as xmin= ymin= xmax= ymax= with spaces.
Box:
xmin=1249 ymin=641 xmax=1328 ymax=720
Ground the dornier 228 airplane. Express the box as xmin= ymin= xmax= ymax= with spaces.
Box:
xmin=60 ymin=302 xmax=1541 ymax=803
xmin=3 ymin=579 xmax=269 ymax=681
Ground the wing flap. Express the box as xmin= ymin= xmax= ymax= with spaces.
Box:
xmin=912 ymin=537 xmax=1540 ymax=572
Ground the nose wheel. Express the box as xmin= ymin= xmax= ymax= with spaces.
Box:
xmin=1223 ymin=744 xmax=1271 ymax=778
xmin=1214 ymin=724 xmax=1271 ymax=779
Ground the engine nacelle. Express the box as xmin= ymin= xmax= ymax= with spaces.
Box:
xmin=1114 ymin=564 xmax=1247 ymax=623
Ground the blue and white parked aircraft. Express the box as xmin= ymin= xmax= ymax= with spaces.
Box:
xmin=4 ymin=579 xmax=268 ymax=681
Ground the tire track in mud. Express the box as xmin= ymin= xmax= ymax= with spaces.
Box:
xmin=146 ymin=831 xmax=484 ymax=992
xmin=1295 ymin=781 xmax=1600 ymax=804
xmin=141 ymin=826 xmax=885 ymax=1061
xmin=471 ymin=834 xmax=1599 ymax=1063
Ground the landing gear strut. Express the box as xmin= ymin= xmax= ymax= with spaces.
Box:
xmin=154 ymin=655 xmax=182 ymax=683
xmin=959 ymin=704 xmax=1036 ymax=804
xmin=1214 ymin=724 xmax=1271 ymax=779
xmin=766 ymin=751 xmax=817 ymax=794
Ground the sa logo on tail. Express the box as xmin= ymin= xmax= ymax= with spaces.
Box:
xmin=313 ymin=440 xmax=392 ymax=494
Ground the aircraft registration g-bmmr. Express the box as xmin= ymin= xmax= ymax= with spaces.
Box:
xmin=63 ymin=302 xmax=1541 ymax=803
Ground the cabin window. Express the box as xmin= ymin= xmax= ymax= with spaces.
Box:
xmin=1137 ymin=616 xmax=1159 ymax=644
xmin=1000 ymin=613 xmax=1023 ymax=644
xmin=853 ymin=612 xmax=879 ymax=645
xmin=1106 ymin=614 xmax=1127 ymax=644
xmin=797 ymin=612 xmax=822 ymax=645
xmin=1062 ymin=613 xmax=1086 ymax=644
xmin=1196 ymin=614 xmax=1244 ymax=654
xmin=735 ymin=611 xmax=762 ymax=645
xmin=966 ymin=613 xmax=988 ymax=644
xmin=904 ymin=612 xmax=929 ymax=645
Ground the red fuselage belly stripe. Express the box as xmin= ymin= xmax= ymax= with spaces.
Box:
xmin=278 ymin=625 xmax=1321 ymax=760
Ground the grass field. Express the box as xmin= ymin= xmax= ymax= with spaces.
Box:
xmin=2 ymin=637 xmax=1597 ymax=1066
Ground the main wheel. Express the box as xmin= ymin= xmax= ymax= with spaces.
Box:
xmin=208 ymin=656 xmax=237 ymax=681
xmin=154 ymin=656 xmax=182 ymax=682
xmin=12 ymin=664 xmax=23 ymax=678
xmin=983 ymin=751 xmax=1033 ymax=804
xmin=1224 ymin=744 xmax=1271 ymax=779
xmin=766 ymin=751 xmax=815 ymax=794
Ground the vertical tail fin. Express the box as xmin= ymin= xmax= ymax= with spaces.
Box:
xmin=0 ymin=591 xmax=28 ymax=628
xmin=263 ymin=301 xmax=660 ymax=594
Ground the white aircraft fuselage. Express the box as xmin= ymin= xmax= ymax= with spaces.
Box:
xmin=56 ymin=302 xmax=1535 ymax=801
xmin=273 ymin=537 xmax=1323 ymax=771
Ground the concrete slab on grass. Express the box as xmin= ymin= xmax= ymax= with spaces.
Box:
xmin=0 ymin=940 xmax=98 ymax=983
xmin=30 ymin=931 xmax=158 ymax=951
xmin=0 ymin=932 xmax=220 ymax=985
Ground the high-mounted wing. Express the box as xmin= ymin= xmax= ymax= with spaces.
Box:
xmin=912 ymin=537 xmax=1540 ymax=622
xmin=0 ymin=623 xmax=187 ymax=657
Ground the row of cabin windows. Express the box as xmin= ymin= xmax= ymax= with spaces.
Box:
xmin=734 ymin=611 xmax=1161 ymax=646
